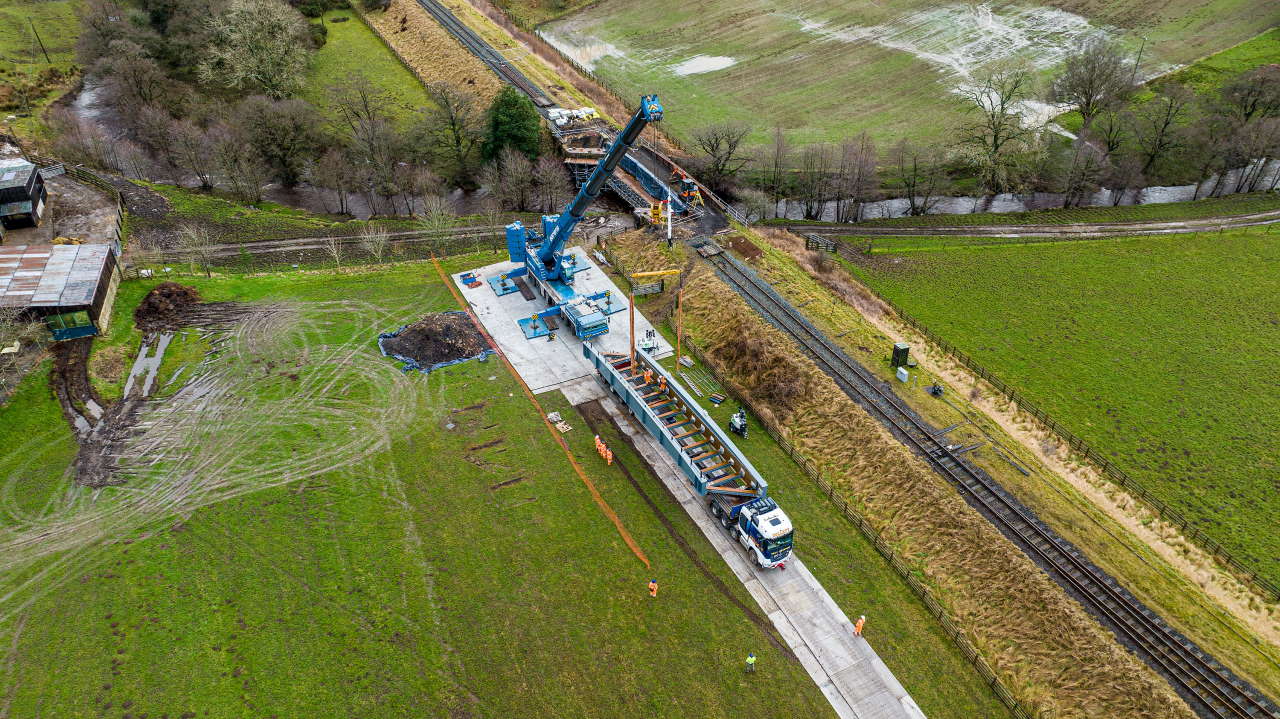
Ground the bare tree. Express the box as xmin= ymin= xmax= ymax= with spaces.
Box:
xmin=737 ymin=187 xmax=771 ymax=222
xmin=1103 ymin=156 xmax=1144 ymax=206
xmin=198 ymin=0 xmax=312 ymax=99
xmin=310 ymin=148 xmax=354 ymax=214
xmin=795 ymin=144 xmax=834 ymax=220
xmin=1220 ymin=65 xmax=1280 ymax=123
xmin=1049 ymin=36 xmax=1133 ymax=129
xmin=323 ymin=234 xmax=344 ymax=269
xmin=532 ymin=156 xmax=572 ymax=213
xmin=1093 ymin=108 xmax=1127 ymax=156
xmin=416 ymin=82 xmax=485 ymax=187
xmin=240 ymin=96 xmax=324 ymax=188
xmin=890 ymin=141 xmax=950 ymax=216
xmin=359 ymin=224 xmax=390 ymax=263
xmin=691 ymin=122 xmax=751 ymax=191
xmin=417 ymin=193 xmax=458 ymax=254
xmin=1127 ymin=85 xmax=1193 ymax=174
xmin=95 ymin=40 xmax=169 ymax=114
xmin=329 ymin=75 xmax=404 ymax=213
xmin=490 ymin=148 xmax=535 ymax=211
xmin=1232 ymin=117 xmax=1280 ymax=192
xmin=169 ymin=118 xmax=216 ymax=189
xmin=959 ymin=66 xmax=1040 ymax=194
xmin=210 ymin=122 xmax=271 ymax=203
xmin=835 ymin=132 xmax=878 ymax=222
xmin=1058 ymin=140 xmax=1107 ymax=207
xmin=175 ymin=223 xmax=217 ymax=277
xmin=765 ymin=126 xmax=789 ymax=218
xmin=0 ymin=307 xmax=44 ymax=390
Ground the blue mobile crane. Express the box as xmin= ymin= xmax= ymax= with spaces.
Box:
xmin=491 ymin=95 xmax=665 ymax=340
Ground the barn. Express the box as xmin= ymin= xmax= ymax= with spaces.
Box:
xmin=0 ymin=243 xmax=121 ymax=339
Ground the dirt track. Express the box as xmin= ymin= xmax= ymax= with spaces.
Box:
xmin=786 ymin=208 xmax=1280 ymax=237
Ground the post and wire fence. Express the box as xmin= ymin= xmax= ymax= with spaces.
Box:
xmin=835 ymin=238 xmax=1280 ymax=605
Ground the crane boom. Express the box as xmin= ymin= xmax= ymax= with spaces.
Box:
xmin=537 ymin=95 xmax=664 ymax=265
xmin=492 ymin=94 xmax=665 ymax=341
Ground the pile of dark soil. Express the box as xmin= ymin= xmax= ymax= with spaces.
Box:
xmin=381 ymin=312 xmax=488 ymax=368
xmin=134 ymin=283 xmax=202 ymax=333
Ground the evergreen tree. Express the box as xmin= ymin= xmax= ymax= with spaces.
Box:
xmin=483 ymin=86 xmax=541 ymax=162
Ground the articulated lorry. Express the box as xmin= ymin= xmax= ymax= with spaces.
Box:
xmin=584 ymin=343 xmax=794 ymax=569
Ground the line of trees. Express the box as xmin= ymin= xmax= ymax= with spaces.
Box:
xmin=695 ymin=38 xmax=1280 ymax=218
xmin=52 ymin=0 xmax=557 ymax=218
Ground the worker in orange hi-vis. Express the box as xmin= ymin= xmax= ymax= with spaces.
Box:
xmin=643 ymin=368 xmax=653 ymax=385
xmin=659 ymin=376 xmax=667 ymax=392
xmin=648 ymin=579 xmax=658 ymax=598
xmin=854 ymin=615 xmax=866 ymax=637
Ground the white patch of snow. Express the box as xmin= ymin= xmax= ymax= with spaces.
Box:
xmin=672 ymin=55 xmax=737 ymax=76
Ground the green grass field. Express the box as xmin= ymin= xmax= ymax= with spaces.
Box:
xmin=0 ymin=258 xmax=1008 ymax=717
xmin=845 ymin=227 xmax=1280 ymax=590
xmin=0 ymin=0 xmax=81 ymax=135
xmin=301 ymin=10 xmax=435 ymax=121
xmin=542 ymin=0 xmax=1272 ymax=147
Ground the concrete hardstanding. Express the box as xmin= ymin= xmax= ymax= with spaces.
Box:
xmin=455 ymin=249 xmax=672 ymax=393
xmin=595 ymin=392 xmax=925 ymax=719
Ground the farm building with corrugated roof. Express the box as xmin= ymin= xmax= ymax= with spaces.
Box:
xmin=0 ymin=243 xmax=121 ymax=339
xmin=0 ymin=158 xmax=47 ymax=231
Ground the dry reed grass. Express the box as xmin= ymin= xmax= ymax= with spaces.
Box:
xmin=361 ymin=0 xmax=502 ymax=103
xmin=607 ymin=229 xmax=1195 ymax=719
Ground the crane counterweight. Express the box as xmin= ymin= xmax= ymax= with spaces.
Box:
xmin=492 ymin=95 xmax=664 ymax=340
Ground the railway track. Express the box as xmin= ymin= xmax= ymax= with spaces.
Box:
xmin=703 ymin=246 xmax=1279 ymax=719
xmin=413 ymin=0 xmax=553 ymax=107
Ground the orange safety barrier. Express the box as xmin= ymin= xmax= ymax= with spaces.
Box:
xmin=433 ymin=257 xmax=650 ymax=568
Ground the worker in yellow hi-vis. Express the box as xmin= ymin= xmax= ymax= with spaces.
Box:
xmin=745 ymin=653 xmax=756 ymax=673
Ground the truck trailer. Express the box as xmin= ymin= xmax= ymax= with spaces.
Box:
xmin=584 ymin=343 xmax=794 ymax=569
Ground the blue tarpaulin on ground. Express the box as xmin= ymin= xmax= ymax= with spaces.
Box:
xmin=377 ymin=311 xmax=495 ymax=374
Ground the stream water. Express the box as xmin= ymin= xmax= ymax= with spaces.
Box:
xmin=751 ymin=160 xmax=1280 ymax=222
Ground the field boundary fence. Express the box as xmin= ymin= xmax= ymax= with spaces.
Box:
xmin=847 ymin=272 xmax=1280 ymax=604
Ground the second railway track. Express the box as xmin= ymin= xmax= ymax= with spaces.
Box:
xmin=703 ymin=246 xmax=1278 ymax=719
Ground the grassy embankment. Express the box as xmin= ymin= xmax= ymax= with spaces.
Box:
xmin=0 ymin=0 xmax=81 ymax=139
xmin=844 ymin=227 xmax=1280 ymax=594
xmin=739 ymin=225 xmax=1280 ymax=698
xmin=605 ymin=230 xmax=1197 ymax=719
xmin=302 ymin=9 xmax=437 ymax=120
xmin=0 ymin=258 xmax=844 ymax=718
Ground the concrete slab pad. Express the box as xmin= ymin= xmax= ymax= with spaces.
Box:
xmin=455 ymin=248 xmax=672 ymax=394
xmin=592 ymin=390 xmax=921 ymax=719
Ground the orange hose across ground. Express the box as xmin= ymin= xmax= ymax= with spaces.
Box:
xmin=433 ymin=257 xmax=651 ymax=568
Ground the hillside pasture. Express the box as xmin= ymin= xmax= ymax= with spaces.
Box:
xmin=845 ymin=227 xmax=1280 ymax=590
xmin=542 ymin=0 xmax=1275 ymax=147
